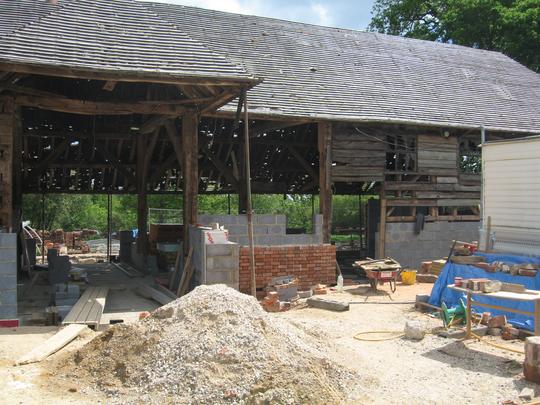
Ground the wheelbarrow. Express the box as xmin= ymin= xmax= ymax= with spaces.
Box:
xmin=364 ymin=267 xmax=401 ymax=293
xmin=353 ymin=257 xmax=402 ymax=293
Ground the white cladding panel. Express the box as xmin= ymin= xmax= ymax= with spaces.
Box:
xmin=482 ymin=137 xmax=540 ymax=255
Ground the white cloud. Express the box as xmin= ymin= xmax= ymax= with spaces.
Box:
xmin=145 ymin=0 xmax=338 ymax=27
xmin=310 ymin=3 xmax=334 ymax=26
xmin=146 ymin=0 xmax=263 ymax=15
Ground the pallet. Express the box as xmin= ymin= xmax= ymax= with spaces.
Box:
xmin=62 ymin=286 xmax=109 ymax=329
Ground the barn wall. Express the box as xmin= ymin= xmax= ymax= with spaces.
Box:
xmin=379 ymin=221 xmax=480 ymax=268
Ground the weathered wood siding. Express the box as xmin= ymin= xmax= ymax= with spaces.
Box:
xmin=331 ymin=123 xmax=386 ymax=182
xmin=417 ymin=134 xmax=458 ymax=176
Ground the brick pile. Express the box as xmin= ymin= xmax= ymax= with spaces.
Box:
xmin=239 ymin=244 xmax=336 ymax=294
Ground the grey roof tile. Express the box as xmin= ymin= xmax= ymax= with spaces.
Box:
xmin=0 ymin=0 xmax=253 ymax=81
xmin=149 ymin=3 xmax=540 ymax=132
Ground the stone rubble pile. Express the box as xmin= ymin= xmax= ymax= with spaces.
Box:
xmin=64 ymin=284 xmax=357 ymax=404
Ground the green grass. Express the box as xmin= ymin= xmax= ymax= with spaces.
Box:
xmin=331 ymin=234 xmax=361 ymax=243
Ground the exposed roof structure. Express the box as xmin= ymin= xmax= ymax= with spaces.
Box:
xmin=0 ymin=0 xmax=255 ymax=83
xmin=148 ymin=2 xmax=540 ymax=133
xmin=0 ymin=0 xmax=538 ymax=132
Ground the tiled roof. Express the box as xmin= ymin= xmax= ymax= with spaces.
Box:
xmin=0 ymin=0 xmax=254 ymax=82
xmin=149 ymin=2 xmax=540 ymax=132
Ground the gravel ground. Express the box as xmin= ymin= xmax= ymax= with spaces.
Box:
xmin=1 ymin=282 xmax=538 ymax=404
xmin=281 ymin=282 xmax=537 ymax=405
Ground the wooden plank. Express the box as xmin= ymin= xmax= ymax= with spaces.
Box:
xmin=176 ymin=247 xmax=194 ymax=297
xmin=16 ymin=324 xmax=88 ymax=365
xmin=136 ymin=283 xmax=175 ymax=306
xmin=62 ymin=287 xmax=108 ymax=327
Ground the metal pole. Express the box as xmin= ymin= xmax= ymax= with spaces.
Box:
xmin=243 ymin=89 xmax=257 ymax=297
xmin=41 ymin=193 xmax=45 ymax=264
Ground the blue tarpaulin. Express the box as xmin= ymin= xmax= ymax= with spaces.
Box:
xmin=429 ymin=253 xmax=540 ymax=331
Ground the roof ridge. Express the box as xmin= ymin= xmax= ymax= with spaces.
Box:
xmin=144 ymin=1 xmax=509 ymax=59
xmin=0 ymin=0 xmax=68 ymax=39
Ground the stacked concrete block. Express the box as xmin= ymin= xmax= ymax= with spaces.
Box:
xmin=0 ymin=233 xmax=17 ymax=319
xmin=206 ymin=242 xmax=240 ymax=290
xmin=384 ymin=221 xmax=480 ymax=268
xmin=197 ymin=214 xmax=324 ymax=246
xmin=48 ymin=255 xmax=70 ymax=284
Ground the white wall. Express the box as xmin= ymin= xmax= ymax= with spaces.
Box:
xmin=482 ymin=136 xmax=540 ymax=255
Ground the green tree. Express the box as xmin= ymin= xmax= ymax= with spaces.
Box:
xmin=369 ymin=0 xmax=540 ymax=72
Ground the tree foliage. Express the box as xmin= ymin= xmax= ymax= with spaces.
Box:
xmin=369 ymin=0 xmax=540 ymax=72
xmin=22 ymin=193 xmax=371 ymax=236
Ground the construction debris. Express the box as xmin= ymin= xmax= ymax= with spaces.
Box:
xmin=404 ymin=320 xmax=426 ymax=340
xmin=16 ymin=324 xmax=89 ymax=365
xmin=306 ymin=297 xmax=350 ymax=312
xmin=61 ymin=285 xmax=357 ymax=403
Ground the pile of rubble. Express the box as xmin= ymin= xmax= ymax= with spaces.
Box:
xmin=61 ymin=285 xmax=358 ymax=404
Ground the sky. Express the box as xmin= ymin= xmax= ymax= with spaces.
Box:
xmin=149 ymin=0 xmax=377 ymax=31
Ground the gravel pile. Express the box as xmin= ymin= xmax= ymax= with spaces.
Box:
xmin=63 ymin=285 xmax=358 ymax=404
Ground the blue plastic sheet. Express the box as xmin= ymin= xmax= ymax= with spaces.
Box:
xmin=428 ymin=253 xmax=540 ymax=331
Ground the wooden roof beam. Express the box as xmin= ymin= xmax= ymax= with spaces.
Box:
xmin=0 ymin=63 xmax=260 ymax=87
xmin=10 ymin=94 xmax=189 ymax=116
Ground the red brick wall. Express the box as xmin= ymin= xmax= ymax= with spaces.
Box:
xmin=239 ymin=244 xmax=337 ymax=294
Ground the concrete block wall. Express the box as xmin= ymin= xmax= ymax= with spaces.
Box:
xmin=0 ymin=233 xmax=17 ymax=319
xmin=239 ymin=244 xmax=336 ymax=294
xmin=198 ymin=214 xmax=323 ymax=246
xmin=190 ymin=226 xmax=240 ymax=290
xmin=206 ymin=243 xmax=240 ymax=290
xmin=382 ymin=221 xmax=480 ymax=268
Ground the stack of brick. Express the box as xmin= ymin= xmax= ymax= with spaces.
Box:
xmin=239 ymin=244 xmax=336 ymax=295
xmin=261 ymin=291 xmax=280 ymax=312
xmin=0 ymin=233 xmax=17 ymax=321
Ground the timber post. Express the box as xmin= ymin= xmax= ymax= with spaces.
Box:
xmin=182 ymin=111 xmax=199 ymax=254
xmin=0 ymin=97 xmax=14 ymax=232
xmin=318 ymin=122 xmax=332 ymax=243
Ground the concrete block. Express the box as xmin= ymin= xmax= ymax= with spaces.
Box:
xmin=216 ymin=215 xmax=237 ymax=225
xmin=307 ymin=297 xmax=349 ymax=312
xmin=206 ymin=243 xmax=234 ymax=257
xmin=224 ymin=282 xmax=239 ymax=291
xmin=0 ymin=247 xmax=17 ymax=262
xmin=0 ymin=305 xmax=17 ymax=319
xmin=0 ymin=289 xmax=16 ymax=305
xmin=256 ymin=235 xmax=281 ymax=246
xmin=235 ymin=236 xmax=249 ymax=246
xmin=206 ymin=271 xmax=231 ymax=284
xmin=49 ymin=255 xmax=70 ymax=284
xmin=0 ymin=262 xmax=16 ymax=277
xmin=0 ymin=275 xmax=16 ymax=289
xmin=226 ymin=225 xmax=247 ymax=236
xmin=254 ymin=225 xmax=268 ymax=235
xmin=276 ymin=215 xmax=286 ymax=225
xmin=213 ymin=256 xmax=239 ymax=270
xmin=268 ymin=225 xmax=285 ymax=235
xmin=256 ymin=214 xmax=276 ymax=225
xmin=0 ymin=233 xmax=16 ymax=248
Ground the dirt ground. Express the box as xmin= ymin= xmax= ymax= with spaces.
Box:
xmin=1 ymin=281 xmax=537 ymax=404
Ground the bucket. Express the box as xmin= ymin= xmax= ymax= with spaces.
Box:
xmin=401 ymin=270 xmax=417 ymax=285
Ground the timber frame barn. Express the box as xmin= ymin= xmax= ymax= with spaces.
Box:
xmin=1 ymin=0 xmax=539 ymax=267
